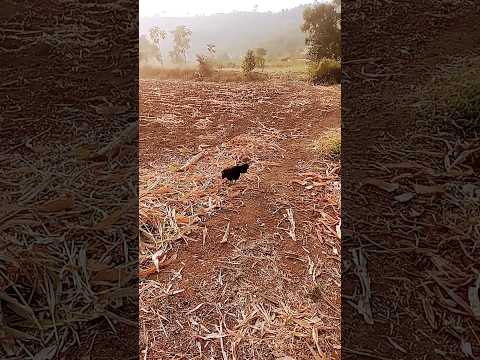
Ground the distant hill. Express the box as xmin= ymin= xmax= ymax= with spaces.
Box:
xmin=139 ymin=4 xmax=321 ymax=63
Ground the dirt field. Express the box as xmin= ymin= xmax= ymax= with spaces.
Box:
xmin=342 ymin=3 xmax=480 ymax=359
xmin=139 ymin=78 xmax=340 ymax=359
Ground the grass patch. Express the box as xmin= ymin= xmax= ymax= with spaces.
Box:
xmin=308 ymin=58 xmax=341 ymax=85
xmin=140 ymin=65 xmax=269 ymax=82
xmin=415 ymin=56 xmax=480 ymax=134
xmin=446 ymin=78 xmax=480 ymax=122
xmin=263 ymin=59 xmax=309 ymax=80
xmin=140 ymin=65 xmax=197 ymax=80
xmin=312 ymin=128 xmax=341 ymax=158
xmin=139 ymin=59 xmax=312 ymax=82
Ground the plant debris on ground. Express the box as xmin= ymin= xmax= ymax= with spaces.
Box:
xmin=139 ymin=78 xmax=340 ymax=359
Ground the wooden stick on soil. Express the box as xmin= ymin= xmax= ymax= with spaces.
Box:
xmin=177 ymin=151 xmax=205 ymax=172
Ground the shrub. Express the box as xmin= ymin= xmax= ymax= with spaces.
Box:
xmin=313 ymin=128 xmax=341 ymax=158
xmin=416 ymin=59 xmax=480 ymax=134
xmin=242 ymin=50 xmax=256 ymax=74
xmin=446 ymin=78 xmax=480 ymax=122
xmin=308 ymin=58 xmax=341 ymax=85
xmin=196 ymin=54 xmax=213 ymax=77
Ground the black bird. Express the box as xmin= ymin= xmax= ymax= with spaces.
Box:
xmin=222 ymin=163 xmax=249 ymax=183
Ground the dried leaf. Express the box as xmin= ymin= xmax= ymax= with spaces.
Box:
xmin=175 ymin=214 xmax=191 ymax=224
xmin=335 ymin=220 xmax=341 ymax=239
xmin=291 ymin=179 xmax=307 ymax=186
xmin=33 ymin=345 xmax=56 ymax=360
xmin=36 ymin=193 xmax=74 ymax=212
xmin=139 ymin=266 xmax=156 ymax=278
xmin=221 ymin=222 xmax=230 ymax=243
xmin=286 ymin=208 xmax=296 ymax=241
xmin=177 ymin=151 xmax=205 ymax=172
xmin=152 ymin=252 xmax=177 ymax=272
xmin=156 ymin=186 xmax=173 ymax=194
xmin=394 ymin=192 xmax=415 ymax=202
xmin=384 ymin=161 xmax=422 ymax=169
xmin=351 ymin=249 xmax=373 ymax=324
xmin=87 ymin=259 xmax=110 ymax=272
xmin=91 ymin=268 xmax=130 ymax=285
xmin=93 ymin=104 xmax=128 ymax=115
xmin=152 ymin=251 xmax=166 ymax=272
xmin=413 ymin=183 xmax=446 ymax=194
xmin=461 ymin=339 xmax=473 ymax=358
xmin=94 ymin=208 xmax=123 ymax=230
xmin=387 ymin=337 xmax=407 ymax=353
xmin=0 ymin=292 xmax=35 ymax=322
xmin=362 ymin=178 xmax=399 ymax=192
xmin=432 ymin=274 xmax=471 ymax=314
xmin=468 ymin=274 xmax=480 ymax=319
xmin=422 ymin=297 xmax=437 ymax=329
xmin=202 ymin=226 xmax=208 ymax=245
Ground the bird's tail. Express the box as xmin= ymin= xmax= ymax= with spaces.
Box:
xmin=239 ymin=163 xmax=249 ymax=173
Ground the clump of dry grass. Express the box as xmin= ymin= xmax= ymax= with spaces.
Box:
xmin=415 ymin=56 xmax=480 ymax=133
xmin=312 ymin=128 xmax=341 ymax=158
xmin=345 ymin=55 xmax=480 ymax=358
xmin=140 ymin=65 xmax=197 ymax=80
xmin=0 ymin=123 xmax=138 ymax=358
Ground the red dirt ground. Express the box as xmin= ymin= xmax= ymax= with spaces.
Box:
xmin=139 ymin=78 xmax=340 ymax=359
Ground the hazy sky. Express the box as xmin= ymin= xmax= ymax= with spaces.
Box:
xmin=140 ymin=0 xmax=315 ymax=17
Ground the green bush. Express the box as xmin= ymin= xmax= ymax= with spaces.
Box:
xmin=242 ymin=50 xmax=256 ymax=74
xmin=416 ymin=61 xmax=480 ymax=134
xmin=446 ymin=78 xmax=480 ymax=122
xmin=308 ymin=58 xmax=341 ymax=84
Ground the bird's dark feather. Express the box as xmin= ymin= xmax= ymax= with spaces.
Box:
xmin=222 ymin=163 xmax=249 ymax=181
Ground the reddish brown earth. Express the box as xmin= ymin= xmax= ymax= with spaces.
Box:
xmin=139 ymin=79 xmax=341 ymax=359
xmin=342 ymin=2 xmax=480 ymax=359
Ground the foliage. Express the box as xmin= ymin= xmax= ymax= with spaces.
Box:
xmin=417 ymin=59 xmax=480 ymax=134
xmin=149 ymin=26 xmax=167 ymax=65
xmin=308 ymin=58 xmax=341 ymax=84
xmin=446 ymin=78 xmax=480 ymax=123
xmin=313 ymin=128 xmax=341 ymax=158
xmin=255 ymin=48 xmax=267 ymax=69
xmin=301 ymin=2 xmax=340 ymax=61
xmin=139 ymin=35 xmax=161 ymax=64
xmin=196 ymin=54 xmax=214 ymax=77
xmin=169 ymin=25 xmax=192 ymax=65
xmin=242 ymin=49 xmax=256 ymax=74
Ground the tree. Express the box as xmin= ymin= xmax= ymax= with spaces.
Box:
xmin=149 ymin=26 xmax=167 ymax=65
xmin=169 ymin=25 xmax=192 ymax=65
xmin=301 ymin=2 xmax=340 ymax=61
xmin=254 ymin=48 xmax=267 ymax=70
xmin=139 ymin=35 xmax=161 ymax=64
xmin=242 ymin=49 xmax=256 ymax=74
